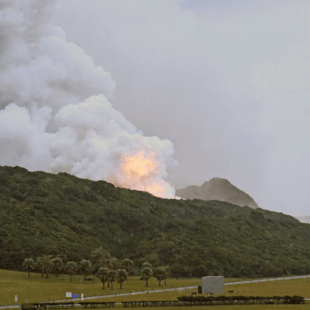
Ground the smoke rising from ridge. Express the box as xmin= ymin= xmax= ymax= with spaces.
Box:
xmin=0 ymin=0 xmax=176 ymax=198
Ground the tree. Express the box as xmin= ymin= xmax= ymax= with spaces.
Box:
xmin=142 ymin=267 xmax=153 ymax=287
xmin=91 ymin=247 xmax=110 ymax=268
xmin=58 ymin=254 xmax=68 ymax=265
xmin=37 ymin=255 xmax=53 ymax=279
xmin=51 ymin=257 xmax=64 ymax=277
xmin=154 ymin=267 xmax=167 ymax=286
xmin=79 ymin=259 xmax=92 ymax=281
xmin=91 ymin=247 xmax=105 ymax=263
xmin=122 ymin=259 xmax=134 ymax=274
xmin=96 ymin=267 xmax=109 ymax=289
xmin=171 ymin=263 xmax=183 ymax=280
xmin=164 ymin=266 xmax=170 ymax=285
xmin=142 ymin=261 xmax=152 ymax=269
xmin=35 ymin=256 xmax=45 ymax=278
xmin=23 ymin=258 xmax=34 ymax=278
xmin=117 ymin=269 xmax=128 ymax=289
xmin=106 ymin=257 xmax=118 ymax=288
xmin=107 ymin=257 xmax=119 ymax=269
xmin=107 ymin=270 xmax=118 ymax=290
xmin=65 ymin=261 xmax=78 ymax=282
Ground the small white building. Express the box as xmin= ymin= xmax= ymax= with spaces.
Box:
xmin=202 ymin=276 xmax=224 ymax=294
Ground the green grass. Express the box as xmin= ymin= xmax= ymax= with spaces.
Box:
xmin=93 ymin=278 xmax=310 ymax=302
xmin=0 ymin=269 xmax=201 ymax=305
xmin=225 ymin=277 xmax=310 ymax=298
xmin=1 ymin=268 xmax=310 ymax=310
xmin=93 ymin=287 xmax=310 ymax=310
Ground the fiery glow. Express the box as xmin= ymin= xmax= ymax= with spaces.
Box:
xmin=110 ymin=150 xmax=169 ymax=198
xmin=122 ymin=151 xmax=160 ymax=178
xmin=144 ymin=181 xmax=166 ymax=198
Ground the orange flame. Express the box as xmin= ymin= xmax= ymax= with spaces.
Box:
xmin=110 ymin=150 xmax=167 ymax=198
xmin=144 ymin=181 xmax=166 ymax=198
xmin=122 ymin=150 xmax=160 ymax=179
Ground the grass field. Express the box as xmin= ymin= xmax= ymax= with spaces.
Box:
xmin=1 ymin=269 xmax=309 ymax=309
xmin=95 ymin=277 xmax=310 ymax=303
xmin=0 ymin=269 xmax=201 ymax=305
xmin=225 ymin=278 xmax=310 ymax=298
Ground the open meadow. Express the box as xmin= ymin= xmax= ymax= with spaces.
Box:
xmin=97 ymin=277 xmax=310 ymax=308
xmin=0 ymin=269 xmax=201 ymax=305
xmin=1 ymin=269 xmax=310 ymax=309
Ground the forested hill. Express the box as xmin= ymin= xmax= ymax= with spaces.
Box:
xmin=0 ymin=165 xmax=310 ymax=278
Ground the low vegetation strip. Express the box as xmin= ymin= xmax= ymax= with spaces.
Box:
xmin=21 ymin=296 xmax=305 ymax=309
xmin=121 ymin=296 xmax=306 ymax=307
xmin=79 ymin=302 xmax=116 ymax=308
xmin=178 ymin=295 xmax=305 ymax=305
xmin=21 ymin=302 xmax=116 ymax=310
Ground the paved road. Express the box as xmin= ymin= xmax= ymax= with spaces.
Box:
xmin=1 ymin=275 xmax=310 ymax=309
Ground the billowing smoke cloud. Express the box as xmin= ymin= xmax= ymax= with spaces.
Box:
xmin=0 ymin=0 xmax=176 ymax=198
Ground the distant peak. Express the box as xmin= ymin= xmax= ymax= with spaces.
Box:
xmin=208 ymin=177 xmax=231 ymax=183
xmin=202 ymin=178 xmax=231 ymax=187
xmin=176 ymin=177 xmax=259 ymax=209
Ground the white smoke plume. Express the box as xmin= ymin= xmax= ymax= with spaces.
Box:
xmin=0 ymin=0 xmax=176 ymax=198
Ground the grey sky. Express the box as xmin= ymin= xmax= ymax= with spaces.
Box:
xmin=56 ymin=0 xmax=310 ymax=217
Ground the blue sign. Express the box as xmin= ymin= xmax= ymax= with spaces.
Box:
xmin=73 ymin=293 xmax=78 ymax=298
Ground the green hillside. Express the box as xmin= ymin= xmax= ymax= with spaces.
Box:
xmin=0 ymin=165 xmax=310 ymax=278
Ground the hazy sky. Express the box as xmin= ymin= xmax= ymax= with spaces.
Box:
xmin=55 ymin=0 xmax=310 ymax=217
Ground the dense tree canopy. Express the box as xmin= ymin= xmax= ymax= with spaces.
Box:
xmin=1 ymin=165 xmax=310 ymax=278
